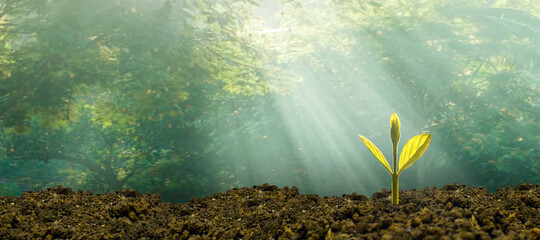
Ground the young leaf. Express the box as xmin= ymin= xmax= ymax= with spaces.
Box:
xmin=390 ymin=113 xmax=401 ymax=146
xmin=397 ymin=134 xmax=431 ymax=176
xmin=359 ymin=135 xmax=393 ymax=174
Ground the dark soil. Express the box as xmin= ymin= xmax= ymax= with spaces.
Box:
xmin=0 ymin=183 xmax=539 ymax=239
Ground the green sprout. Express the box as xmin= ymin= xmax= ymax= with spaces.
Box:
xmin=359 ymin=113 xmax=431 ymax=204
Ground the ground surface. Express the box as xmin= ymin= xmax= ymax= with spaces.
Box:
xmin=0 ymin=183 xmax=539 ymax=239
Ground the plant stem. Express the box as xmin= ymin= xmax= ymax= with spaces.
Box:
xmin=392 ymin=134 xmax=399 ymax=204
xmin=392 ymin=173 xmax=399 ymax=204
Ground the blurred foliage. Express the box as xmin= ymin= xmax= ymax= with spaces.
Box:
xmin=0 ymin=183 xmax=19 ymax=196
xmin=0 ymin=0 xmax=538 ymax=201
xmin=0 ymin=0 xmax=286 ymax=201
xmin=276 ymin=0 xmax=539 ymax=190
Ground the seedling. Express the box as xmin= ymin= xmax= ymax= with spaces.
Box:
xmin=359 ymin=113 xmax=431 ymax=204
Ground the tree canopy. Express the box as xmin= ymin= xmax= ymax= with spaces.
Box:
xmin=0 ymin=0 xmax=538 ymax=202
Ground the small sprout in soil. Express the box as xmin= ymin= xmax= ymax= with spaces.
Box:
xmin=359 ymin=113 xmax=431 ymax=204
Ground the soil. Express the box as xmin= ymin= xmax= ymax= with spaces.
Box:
xmin=0 ymin=183 xmax=539 ymax=239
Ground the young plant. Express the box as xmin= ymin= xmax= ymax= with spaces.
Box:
xmin=359 ymin=113 xmax=431 ymax=204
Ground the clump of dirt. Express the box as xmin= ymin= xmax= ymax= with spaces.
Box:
xmin=0 ymin=183 xmax=539 ymax=239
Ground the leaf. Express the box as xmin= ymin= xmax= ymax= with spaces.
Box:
xmin=397 ymin=134 xmax=431 ymax=176
xmin=359 ymin=135 xmax=392 ymax=174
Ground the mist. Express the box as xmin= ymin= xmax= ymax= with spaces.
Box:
xmin=0 ymin=0 xmax=538 ymax=202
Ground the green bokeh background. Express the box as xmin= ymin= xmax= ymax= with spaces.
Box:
xmin=0 ymin=0 xmax=538 ymax=202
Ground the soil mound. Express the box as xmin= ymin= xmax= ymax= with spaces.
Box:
xmin=0 ymin=183 xmax=539 ymax=239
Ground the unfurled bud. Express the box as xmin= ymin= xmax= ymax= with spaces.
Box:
xmin=390 ymin=113 xmax=401 ymax=146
